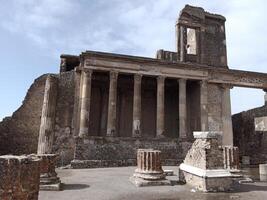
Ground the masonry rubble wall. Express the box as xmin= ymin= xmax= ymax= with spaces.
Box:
xmin=0 ymin=72 xmax=76 ymax=167
xmin=0 ymin=155 xmax=40 ymax=200
xmin=232 ymin=105 xmax=267 ymax=165
xmin=0 ymin=75 xmax=47 ymax=155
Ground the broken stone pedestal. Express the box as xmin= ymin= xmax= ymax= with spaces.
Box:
xmin=180 ymin=131 xmax=236 ymax=192
xmin=38 ymin=154 xmax=61 ymax=191
xmin=0 ymin=155 xmax=41 ymax=200
xmin=130 ymin=149 xmax=170 ymax=186
xmin=223 ymin=146 xmax=240 ymax=172
xmin=259 ymin=164 xmax=267 ymax=181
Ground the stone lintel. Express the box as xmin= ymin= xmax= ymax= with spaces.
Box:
xmin=193 ymin=131 xmax=222 ymax=139
xmin=82 ymin=50 xmax=267 ymax=89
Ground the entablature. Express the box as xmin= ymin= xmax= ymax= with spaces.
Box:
xmin=80 ymin=51 xmax=267 ymax=89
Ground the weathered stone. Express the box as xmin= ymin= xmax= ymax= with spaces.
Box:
xmin=38 ymin=75 xmax=58 ymax=154
xmin=1 ymin=4 xmax=267 ymax=170
xmin=259 ymin=164 xmax=267 ymax=182
xmin=37 ymin=154 xmax=61 ymax=191
xmin=130 ymin=149 xmax=171 ymax=187
xmin=0 ymin=155 xmax=40 ymax=200
xmin=223 ymin=146 xmax=240 ymax=171
xmin=180 ymin=131 xmax=236 ymax=192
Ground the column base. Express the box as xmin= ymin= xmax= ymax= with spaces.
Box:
xmin=133 ymin=170 xmax=166 ymax=180
xmin=37 ymin=154 xmax=62 ymax=191
xmin=129 ymin=176 xmax=171 ymax=187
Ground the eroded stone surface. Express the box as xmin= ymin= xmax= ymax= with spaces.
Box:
xmin=180 ymin=131 xmax=236 ymax=192
xmin=0 ymin=155 xmax=41 ymax=200
xmin=130 ymin=149 xmax=171 ymax=187
xmin=38 ymin=154 xmax=61 ymax=191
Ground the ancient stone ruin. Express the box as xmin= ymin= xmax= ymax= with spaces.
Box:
xmin=0 ymin=155 xmax=41 ymax=200
xmin=179 ymin=131 xmax=239 ymax=192
xmin=37 ymin=75 xmax=61 ymax=191
xmin=0 ymin=4 xmax=266 ymax=196
xmin=130 ymin=149 xmax=169 ymax=186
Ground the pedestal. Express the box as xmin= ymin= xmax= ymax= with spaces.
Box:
xmin=130 ymin=149 xmax=170 ymax=187
xmin=38 ymin=154 xmax=61 ymax=191
xmin=0 ymin=155 xmax=41 ymax=200
xmin=179 ymin=131 xmax=237 ymax=192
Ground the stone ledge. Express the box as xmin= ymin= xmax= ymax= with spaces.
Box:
xmin=180 ymin=163 xmax=235 ymax=178
xmin=40 ymin=183 xmax=61 ymax=191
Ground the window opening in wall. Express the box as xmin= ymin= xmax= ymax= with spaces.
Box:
xmin=186 ymin=28 xmax=197 ymax=55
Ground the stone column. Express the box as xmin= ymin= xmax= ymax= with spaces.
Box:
xmin=134 ymin=149 xmax=165 ymax=180
xmin=38 ymin=75 xmax=58 ymax=154
xmin=78 ymin=70 xmax=93 ymax=137
xmin=264 ymin=89 xmax=267 ymax=105
xmin=107 ymin=71 xmax=118 ymax=136
xmin=156 ymin=76 xmax=165 ymax=137
xmin=37 ymin=75 xmax=61 ymax=191
xmin=132 ymin=74 xmax=142 ymax=137
xmin=130 ymin=149 xmax=168 ymax=186
xmin=221 ymin=84 xmax=234 ymax=146
xmin=179 ymin=78 xmax=187 ymax=139
xmin=200 ymin=80 xmax=208 ymax=131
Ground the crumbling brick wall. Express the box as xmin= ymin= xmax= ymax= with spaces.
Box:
xmin=0 ymin=71 xmax=76 ymax=164
xmin=0 ymin=75 xmax=47 ymax=155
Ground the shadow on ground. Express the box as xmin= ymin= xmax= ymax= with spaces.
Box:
xmin=62 ymin=183 xmax=90 ymax=190
xmin=233 ymin=182 xmax=267 ymax=193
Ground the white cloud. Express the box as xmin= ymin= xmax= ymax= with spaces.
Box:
xmin=0 ymin=0 xmax=266 ymax=115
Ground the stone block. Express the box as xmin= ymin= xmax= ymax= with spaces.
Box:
xmin=259 ymin=164 xmax=267 ymax=182
xmin=0 ymin=155 xmax=40 ymax=200
xmin=37 ymin=154 xmax=61 ymax=191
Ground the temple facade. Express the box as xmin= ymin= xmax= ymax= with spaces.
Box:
xmin=0 ymin=5 xmax=267 ymax=167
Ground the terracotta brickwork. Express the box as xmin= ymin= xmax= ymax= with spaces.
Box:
xmin=0 ymin=155 xmax=40 ymax=200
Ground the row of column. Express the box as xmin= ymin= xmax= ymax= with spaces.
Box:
xmin=78 ymin=70 xmax=208 ymax=138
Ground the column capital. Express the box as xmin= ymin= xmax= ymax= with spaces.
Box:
xmin=134 ymin=74 xmax=143 ymax=82
xmin=178 ymin=78 xmax=187 ymax=84
xmin=110 ymin=71 xmax=119 ymax=80
xmin=157 ymin=76 xmax=166 ymax=82
xmin=83 ymin=69 xmax=93 ymax=77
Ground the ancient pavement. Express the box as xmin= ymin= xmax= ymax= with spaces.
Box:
xmin=39 ymin=166 xmax=267 ymax=200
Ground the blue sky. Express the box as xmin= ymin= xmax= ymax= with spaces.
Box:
xmin=0 ymin=0 xmax=266 ymax=120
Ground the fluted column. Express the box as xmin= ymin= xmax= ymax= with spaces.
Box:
xmin=179 ymin=78 xmax=187 ymax=139
xmin=200 ymin=80 xmax=208 ymax=131
xmin=132 ymin=74 xmax=142 ymax=137
xmin=78 ymin=70 xmax=93 ymax=137
xmin=37 ymin=75 xmax=58 ymax=154
xmin=107 ymin=71 xmax=118 ymax=136
xmin=156 ymin=76 xmax=165 ymax=137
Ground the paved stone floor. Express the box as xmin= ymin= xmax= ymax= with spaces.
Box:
xmin=39 ymin=166 xmax=267 ymax=200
